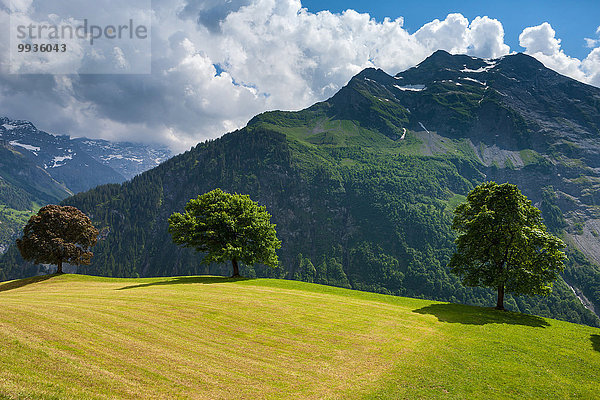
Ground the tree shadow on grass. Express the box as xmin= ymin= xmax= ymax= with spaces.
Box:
xmin=117 ymin=276 xmax=253 ymax=290
xmin=413 ymin=303 xmax=550 ymax=328
xmin=591 ymin=334 xmax=600 ymax=352
xmin=0 ymin=274 xmax=57 ymax=293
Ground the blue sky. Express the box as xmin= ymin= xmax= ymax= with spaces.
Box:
xmin=302 ymin=0 xmax=600 ymax=59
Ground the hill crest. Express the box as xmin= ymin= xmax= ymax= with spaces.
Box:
xmin=2 ymin=51 xmax=600 ymax=328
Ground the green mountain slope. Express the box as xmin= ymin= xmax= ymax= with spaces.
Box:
xmin=1 ymin=51 xmax=599 ymax=327
xmin=0 ymin=143 xmax=71 ymax=205
xmin=0 ymin=274 xmax=598 ymax=399
xmin=0 ymin=143 xmax=72 ymax=252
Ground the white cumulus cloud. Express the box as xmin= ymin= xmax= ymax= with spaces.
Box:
xmin=414 ymin=14 xmax=509 ymax=58
xmin=0 ymin=0 xmax=596 ymax=153
xmin=584 ymin=25 xmax=600 ymax=48
xmin=581 ymin=47 xmax=600 ymax=87
xmin=467 ymin=16 xmax=510 ymax=58
xmin=519 ymin=22 xmax=561 ymax=55
xmin=519 ymin=22 xmax=599 ymax=86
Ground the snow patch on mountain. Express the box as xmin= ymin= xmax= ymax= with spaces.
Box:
xmin=9 ymin=141 xmax=40 ymax=153
xmin=47 ymin=154 xmax=74 ymax=168
xmin=460 ymin=63 xmax=496 ymax=73
xmin=394 ymin=84 xmax=426 ymax=91
xmin=101 ymin=154 xmax=143 ymax=163
xmin=461 ymin=77 xmax=487 ymax=86
xmin=71 ymin=137 xmax=171 ymax=179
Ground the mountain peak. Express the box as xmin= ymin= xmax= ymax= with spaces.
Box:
xmin=353 ymin=67 xmax=392 ymax=82
xmin=410 ymin=50 xmax=487 ymax=72
xmin=493 ymin=52 xmax=548 ymax=77
xmin=427 ymin=49 xmax=454 ymax=61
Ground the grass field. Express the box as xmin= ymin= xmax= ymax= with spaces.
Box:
xmin=0 ymin=274 xmax=598 ymax=399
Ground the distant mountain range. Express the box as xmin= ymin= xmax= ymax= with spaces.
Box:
xmin=0 ymin=117 xmax=171 ymax=252
xmin=1 ymin=51 xmax=599 ymax=327
xmin=0 ymin=117 xmax=171 ymax=186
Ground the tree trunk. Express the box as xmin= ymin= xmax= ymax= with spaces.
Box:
xmin=231 ymin=258 xmax=240 ymax=278
xmin=496 ymin=284 xmax=505 ymax=310
xmin=56 ymin=260 xmax=63 ymax=274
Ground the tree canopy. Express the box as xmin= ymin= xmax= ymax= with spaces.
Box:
xmin=168 ymin=189 xmax=281 ymax=277
xmin=448 ymin=182 xmax=566 ymax=310
xmin=16 ymin=205 xmax=99 ymax=274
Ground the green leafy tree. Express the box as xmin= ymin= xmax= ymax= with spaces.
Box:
xmin=168 ymin=189 xmax=281 ymax=277
xmin=449 ymin=182 xmax=566 ymax=310
xmin=16 ymin=205 xmax=99 ymax=274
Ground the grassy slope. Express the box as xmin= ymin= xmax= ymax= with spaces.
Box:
xmin=0 ymin=275 xmax=598 ymax=400
xmin=0 ymin=205 xmax=39 ymax=249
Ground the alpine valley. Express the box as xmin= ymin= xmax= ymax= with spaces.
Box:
xmin=1 ymin=51 xmax=599 ymax=326
xmin=0 ymin=117 xmax=171 ymax=252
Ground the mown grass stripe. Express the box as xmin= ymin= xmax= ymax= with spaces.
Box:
xmin=0 ymin=274 xmax=598 ymax=399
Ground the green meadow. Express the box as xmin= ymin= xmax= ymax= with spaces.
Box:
xmin=0 ymin=274 xmax=598 ymax=399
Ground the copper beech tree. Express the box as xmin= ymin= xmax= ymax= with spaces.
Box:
xmin=17 ymin=205 xmax=99 ymax=274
